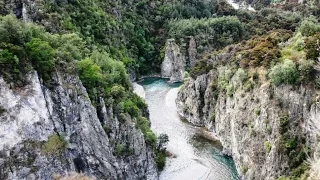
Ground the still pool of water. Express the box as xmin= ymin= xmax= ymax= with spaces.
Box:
xmin=139 ymin=78 xmax=239 ymax=180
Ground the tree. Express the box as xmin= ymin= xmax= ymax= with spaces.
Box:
xmin=269 ymin=59 xmax=299 ymax=86
xmin=299 ymin=18 xmax=320 ymax=37
xmin=26 ymin=38 xmax=55 ymax=80
xmin=157 ymin=134 xmax=169 ymax=151
xmin=77 ymin=58 xmax=103 ymax=89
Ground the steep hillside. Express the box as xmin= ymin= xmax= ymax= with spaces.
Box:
xmin=1 ymin=0 xmax=320 ymax=179
xmin=0 ymin=15 xmax=161 ymax=179
xmin=176 ymin=23 xmax=320 ymax=179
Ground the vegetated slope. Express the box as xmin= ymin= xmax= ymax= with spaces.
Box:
xmin=0 ymin=0 xmax=240 ymax=75
xmin=177 ymin=13 xmax=320 ymax=180
xmin=2 ymin=0 xmax=314 ymax=76
xmin=1 ymin=0 xmax=320 ymax=179
xmin=0 ymin=15 xmax=164 ymax=180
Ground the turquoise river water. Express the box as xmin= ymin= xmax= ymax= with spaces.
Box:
xmin=138 ymin=78 xmax=239 ymax=180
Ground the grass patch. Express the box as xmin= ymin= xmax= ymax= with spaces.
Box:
xmin=241 ymin=165 xmax=248 ymax=174
xmin=42 ymin=134 xmax=66 ymax=155
xmin=264 ymin=141 xmax=272 ymax=153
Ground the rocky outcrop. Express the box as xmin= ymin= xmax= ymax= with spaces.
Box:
xmin=177 ymin=67 xmax=320 ymax=179
xmin=161 ymin=37 xmax=198 ymax=82
xmin=0 ymin=72 xmax=157 ymax=180
xmin=1 ymin=0 xmax=36 ymax=21
xmin=188 ymin=37 xmax=197 ymax=68
xmin=161 ymin=39 xmax=185 ymax=83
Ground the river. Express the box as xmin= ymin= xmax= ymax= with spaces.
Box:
xmin=135 ymin=78 xmax=238 ymax=180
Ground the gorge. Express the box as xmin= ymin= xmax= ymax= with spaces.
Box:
xmin=140 ymin=78 xmax=238 ymax=180
xmin=1 ymin=0 xmax=320 ymax=179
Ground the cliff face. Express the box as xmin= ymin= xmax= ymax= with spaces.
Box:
xmin=187 ymin=37 xmax=197 ymax=68
xmin=0 ymin=72 xmax=157 ymax=180
xmin=161 ymin=38 xmax=198 ymax=82
xmin=161 ymin=39 xmax=185 ymax=82
xmin=176 ymin=66 xmax=320 ymax=179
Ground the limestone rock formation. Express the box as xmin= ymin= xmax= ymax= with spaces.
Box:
xmin=188 ymin=37 xmax=197 ymax=68
xmin=176 ymin=59 xmax=320 ymax=180
xmin=161 ymin=39 xmax=185 ymax=83
xmin=0 ymin=72 xmax=158 ymax=180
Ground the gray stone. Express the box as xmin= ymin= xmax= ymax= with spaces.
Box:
xmin=188 ymin=37 xmax=197 ymax=68
xmin=176 ymin=62 xmax=320 ymax=179
xmin=161 ymin=39 xmax=185 ymax=83
xmin=0 ymin=71 xmax=158 ymax=180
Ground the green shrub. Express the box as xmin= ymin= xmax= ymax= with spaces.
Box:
xmin=243 ymin=80 xmax=254 ymax=92
xmin=269 ymin=59 xmax=299 ymax=86
xmin=290 ymin=161 xmax=310 ymax=178
xmin=277 ymin=161 xmax=310 ymax=180
xmin=234 ymin=68 xmax=248 ymax=86
xmin=155 ymin=151 xmax=166 ymax=171
xmin=264 ymin=141 xmax=272 ymax=153
xmin=226 ymin=85 xmax=234 ymax=97
xmin=0 ymin=49 xmax=19 ymax=65
xmin=304 ymin=33 xmax=320 ymax=61
xmin=42 ymin=134 xmax=66 ymax=155
xmin=26 ymin=38 xmax=55 ymax=80
xmin=77 ymin=58 xmax=103 ymax=90
xmin=0 ymin=15 xmax=33 ymax=45
xmin=255 ymin=108 xmax=261 ymax=116
xmin=128 ymin=146 xmax=135 ymax=155
xmin=298 ymin=59 xmax=314 ymax=82
xmin=279 ymin=113 xmax=289 ymax=134
xmin=145 ymin=131 xmax=157 ymax=145
xmin=241 ymin=165 xmax=248 ymax=174
xmin=277 ymin=176 xmax=289 ymax=180
xmin=123 ymin=99 xmax=140 ymax=118
xmin=168 ymin=16 xmax=244 ymax=51
xmin=238 ymin=30 xmax=291 ymax=68
xmin=299 ymin=18 xmax=320 ymax=37
xmin=280 ymin=32 xmax=305 ymax=62
xmin=90 ymin=50 xmax=130 ymax=89
xmin=285 ymin=138 xmax=297 ymax=150
xmin=267 ymin=124 xmax=272 ymax=134
xmin=157 ymin=134 xmax=169 ymax=151
xmin=114 ymin=143 xmax=125 ymax=156
xmin=183 ymin=71 xmax=189 ymax=79
xmin=136 ymin=117 xmax=156 ymax=145
xmin=110 ymin=85 xmax=126 ymax=99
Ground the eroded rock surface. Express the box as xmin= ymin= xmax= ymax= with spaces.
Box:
xmin=177 ymin=65 xmax=320 ymax=180
xmin=161 ymin=39 xmax=185 ymax=83
xmin=0 ymin=72 xmax=157 ymax=180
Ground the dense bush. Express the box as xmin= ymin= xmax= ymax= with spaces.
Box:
xmin=0 ymin=15 xmax=86 ymax=84
xmin=298 ymin=59 xmax=314 ymax=82
xmin=280 ymin=32 xmax=305 ymax=62
xmin=26 ymin=38 xmax=55 ymax=80
xmin=168 ymin=16 xmax=244 ymax=51
xmin=304 ymin=33 xmax=320 ymax=61
xmin=77 ymin=59 xmax=103 ymax=90
xmin=299 ymin=18 xmax=320 ymax=37
xmin=233 ymin=68 xmax=248 ymax=87
xmin=136 ymin=117 xmax=156 ymax=145
xmin=154 ymin=151 xmax=166 ymax=171
xmin=238 ymin=30 xmax=292 ymax=68
xmin=269 ymin=59 xmax=299 ymax=86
